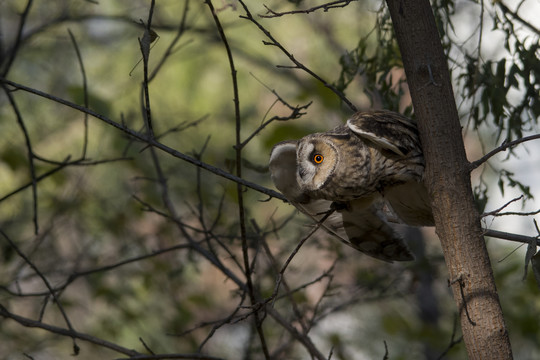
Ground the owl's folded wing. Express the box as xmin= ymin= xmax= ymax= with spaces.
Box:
xmin=346 ymin=110 xmax=421 ymax=157
xmin=385 ymin=182 xmax=435 ymax=226
xmin=296 ymin=197 xmax=415 ymax=262
xmin=346 ymin=110 xmax=434 ymax=226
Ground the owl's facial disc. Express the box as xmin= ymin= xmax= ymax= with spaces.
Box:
xmin=296 ymin=138 xmax=338 ymax=191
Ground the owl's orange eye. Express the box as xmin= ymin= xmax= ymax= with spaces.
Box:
xmin=313 ymin=154 xmax=324 ymax=164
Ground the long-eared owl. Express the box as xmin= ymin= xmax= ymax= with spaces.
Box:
xmin=269 ymin=110 xmax=434 ymax=262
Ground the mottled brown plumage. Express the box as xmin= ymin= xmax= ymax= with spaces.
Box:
xmin=269 ymin=110 xmax=434 ymax=262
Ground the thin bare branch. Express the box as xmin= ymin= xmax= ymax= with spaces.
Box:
xmin=1 ymin=83 xmax=39 ymax=234
xmin=271 ymin=209 xmax=336 ymax=310
xmin=139 ymin=1 xmax=156 ymax=137
xmin=196 ymin=295 xmax=248 ymax=353
xmin=266 ymin=307 xmax=327 ymax=360
xmin=470 ymin=134 xmax=540 ymax=170
xmin=117 ymin=354 xmax=225 ymax=360
xmin=496 ymin=1 xmax=540 ymax=35
xmin=0 ymin=303 xmax=139 ymax=357
xmin=238 ymin=74 xmax=312 ymax=149
xmin=0 ymin=157 xmax=131 ymax=204
xmin=1 ymin=0 xmax=33 ymax=76
xmin=484 ymin=228 xmax=540 ymax=247
xmin=279 ymin=210 xmax=335 ymax=278
xmin=67 ymin=28 xmax=89 ymax=159
xmin=0 ymin=78 xmax=286 ymax=201
xmin=149 ymin=0 xmax=191 ymax=82
xmin=205 ymin=0 xmax=270 ymax=357
xmin=0 ymin=230 xmax=80 ymax=354
xmin=490 ymin=209 xmax=540 ymax=217
xmin=1 ymin=291 xmax=230 ymax=360
xmin=260 ymin=0 xmax=358 ymax=18
xmin=253 ymin=219 xmax=310 ymax=333
xmin=436 ymin=315 xmax=463 ymax=360
xmin=482 ymin=195 xmax=523 ymax=217
xmin=237 ymin=0 xmax=357 ymax=112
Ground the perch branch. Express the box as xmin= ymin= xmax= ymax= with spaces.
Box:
xmin=484 ymin=229 xmax=540 ymax=247
xmin=0 ymin=78 xmax=285 ymax=201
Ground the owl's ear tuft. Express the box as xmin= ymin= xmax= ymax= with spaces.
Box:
xmin=347 ymin=119 xmax=407 ymax=156
xmin=346 ymin=110 xmax=422 ymax=157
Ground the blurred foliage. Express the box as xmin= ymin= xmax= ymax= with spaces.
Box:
xmin=0 ymin=0 xmax=539 ymax=360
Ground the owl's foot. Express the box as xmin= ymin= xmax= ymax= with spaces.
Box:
xmin=330 ymin=201 xmax=350 ymax=212
xmin=314 ymin=201 xmax=349 ymax=216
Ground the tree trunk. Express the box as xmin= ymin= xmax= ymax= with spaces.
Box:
xmin=384 ymin=0 xmax=513 ymax=358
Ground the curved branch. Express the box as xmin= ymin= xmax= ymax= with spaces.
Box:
xmin=470 ymin=133 xmax=540 ymax=170
xmin=205 ymin=0 xmax=270 ymax=357
xmin=260 ymin=0 xmax=358 ymax=18
xmin=1 ymin=0 xmax=33 ymax=76
xmin=1 ymin=84 xmax=39 ymax=234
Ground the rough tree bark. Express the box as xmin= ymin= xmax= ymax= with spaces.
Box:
xmin=384 ymin=0 xmax=513 ymax=359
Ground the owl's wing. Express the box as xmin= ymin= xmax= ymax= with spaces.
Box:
xmin=384 ymin=182 xmax=435 ymax=226
xmin=347 ymin=110 xmax=434 ymax=226
xmin=269 ymin=142 xmax=413 ymax=262
xmin=346 ymin=110 xmax=421 ymax=157
xmin=299 ymin=197 xmax=415 ymax=262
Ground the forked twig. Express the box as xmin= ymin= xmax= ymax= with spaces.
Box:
xmin=260 ymin=0 xmax=358 ymax=18
xmin=0 ymin=230 xmax=80 ymax=354
xmin=470 ymin=134 xmax=540 ymax=170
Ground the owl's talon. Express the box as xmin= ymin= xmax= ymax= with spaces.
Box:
xmin=315 ymin=202 xmax=347 ymax=216
xmin=330 ymin=201 xmax=349 ymax=212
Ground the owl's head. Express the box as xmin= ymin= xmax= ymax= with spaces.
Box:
xmin=296 ymin=135 xmax=339 ymax=192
